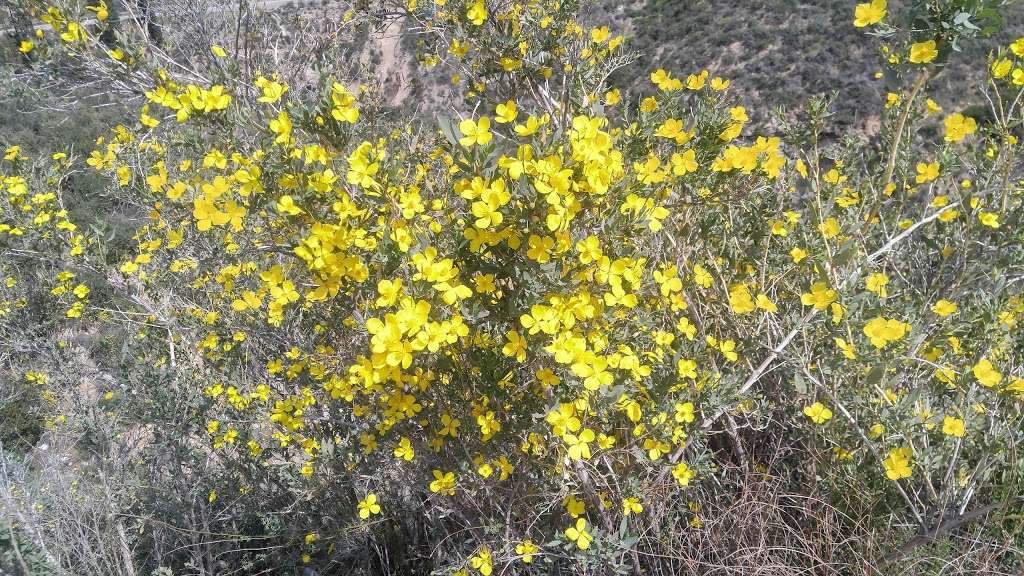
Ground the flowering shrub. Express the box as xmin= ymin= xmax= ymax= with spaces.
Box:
xmin=2 ymin=0 xmax=1023 ymax=574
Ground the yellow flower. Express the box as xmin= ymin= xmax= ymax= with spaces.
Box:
xmin=18 ymin=39 xmax=34 ymax=53
xmin=622 ymin=497 xmax=643 ymax=516
xmin=674 ymin=401 xmax=695 ymax=423
xmin=931 ymin=299 xmax=957 ymax=317
xmin=801 ymin=282 xmax=838 ymax=310
xmin=275 ymin=194 xmax=303 ymax=215
xmin=677 ymin=358 xmax=697 ymax=379
xmin=671 ymin=149 xmax=698 ymax=175
xmin=729 ymin=283 xmax=756 ymax=314
xmin=972 ymin=358 xmax=1002 ymax=387
xmin=502 ymin=330 xmax=527 ymax=362
xmin=476 ymin=461 xmax=493 ymax=478
xmin=211 ymin=44 xmax=227 ymax=58
xmin=466 ymin=0 xmax=487 ymax=25
xmin=358 ymin=493 xmax=381 ymax=518
xmin=268 ymin=110 xmax=293 ymax=144
xmin=563 ymin=428 xmax=595 ymax=460
xmin=944 ymin=113 xmax=977 ymax=143
xmin=692 ymin=264 xmax=713 ymax=288
xmin=830 ymin=303 xmax=844 ymax=325
xmin=526 ymin=234 xmax=553 ymax=263
xmin=1005 ymin=378 xmax=1024 ymax=397
xmin=834 ymin=337 xmax=857 ymax=359
xmin=65 ymin=301 xmax=85 ymax=318
xmin=193 ymin=198 xmax=228 ymax=231
xmin=1011 ymin=37 xmax=1024 ymax=57
xmin=915 ymin=161 xmax=940 ymax=184
xmin=865 ymin=272 xmax=890 ymax=298
xmin=882 ymin=447 xmax=913 ymax=480
xmin=862 ymin=316 xmax=910 ymax=349
xmin=255 ymin=76 xmax=288 ymax=104
xmin=672 ymin=462 xmax=695 ymax=486
xmin=710 ymin=76 xmax=731 ymax=90
xmin=572 ymin=352 xmax=613 ymax=390
xmin=495 ymin=100 xmax=517 ymax=124
xmin=639 ymin=96 xmax=658 ymax=113
xmin=576 ymin=235 xmax=603 ymax=264
xmin=375 ymin=278 xmax=404 ymax=308
xmin=686 ymin=69 xmax=708 ymax=90
xmin=978 ymin=211 xmax=1000 ymax=229
xmin=513 ymin=114 xmax=546 ymax=137
xmin=676 ymin=317 xmax=697 ymax=340
xmin=717 ymin=339 xmax=738 ymax=362
xmin=515 ymin=540 xmax=539 ymax=563
xmin=803 ymin=402 xmax=833 ymax=424
xmin=499 ymin=57 xmax=521 ymax=72
xmin=656 ymin=118 xmax=693 ymax=145
xmin=393 ymin=437 xmax=415 ymax=461
xmin=756 ymin=293 xmax=777 ymax=313
xmin=991 ymin=58 xmax=1013 ymax=79
xmin=564 ymin=518 xmax=593 ymax=550
xmin=471 ymin=180 xmax=510 ymax=228
xmin=941 ymin=416 xmax=965 ymax=438
xmin=459 ymin=116 xmax=493 ymax=147
xmin=429 ymin=469 xmax=456 ymax=495
xmin=564 ymin=494 xmax=586 ymax=517
xmin=908 ymin=40 xmax=938 ymax=64
xmin=476 ymin=410 xmax=501 ymax=440
xmin=818 ymin=217 xmax=840 ymax=239
xmin=470 ymin=547 xmax=493 ymax=575
xmin=438 ymin=413 xmax=461 ymax=437
xmin=853 ymin=0 xmax=886 ymax=27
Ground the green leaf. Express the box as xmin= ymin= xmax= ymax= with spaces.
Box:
xmin=865 ymin=364 xmax=885 ymax=387
xmin=954 ymin=12 xmax=980 ymax=31
xmin=794 ymin=372 xmax=808 ymax=395
xmin=437 ymin=116 xmax=459 ymax=148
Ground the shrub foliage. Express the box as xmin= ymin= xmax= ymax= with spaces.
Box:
xmin=2 ymin=0 xmax=1023 ymax=574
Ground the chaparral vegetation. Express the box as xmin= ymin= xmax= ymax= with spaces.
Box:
xmin=1 ymin=0 xmax=1023 ymax=575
